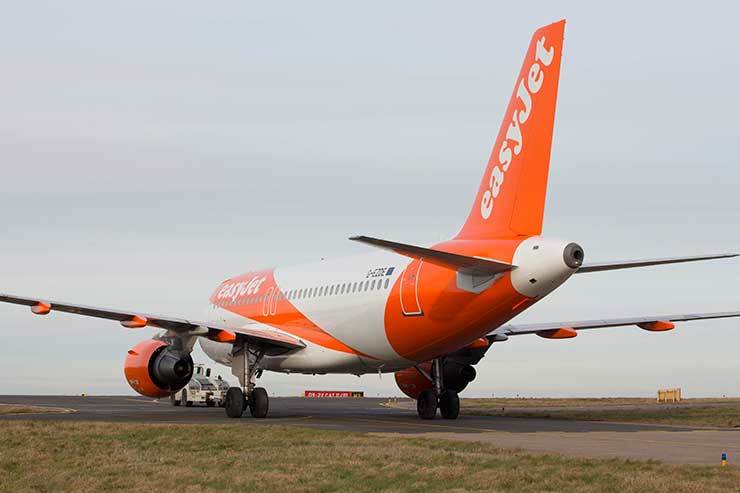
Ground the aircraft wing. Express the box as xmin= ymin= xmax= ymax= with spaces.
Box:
xmin=0 ymin=293 xmax=305 ymax=351
xmin=491 ymin=311 xmax=740 ymax=339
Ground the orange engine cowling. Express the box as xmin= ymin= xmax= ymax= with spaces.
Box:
xmin=124 ymin=339 xmax=194 ymax=398
xmin=394 ymin=363 xmax=433 ymax=399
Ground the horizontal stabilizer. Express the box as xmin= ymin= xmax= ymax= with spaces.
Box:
xmin=577 ymin=253 xmax=738 ymax=273
xmin=350 ymin=236 xmax=514 ymax=276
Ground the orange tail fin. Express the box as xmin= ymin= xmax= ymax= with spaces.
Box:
xmin=456 ymin=20 xmax=565 ymax=240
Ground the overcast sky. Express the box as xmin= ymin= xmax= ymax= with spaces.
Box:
xmin=1 ymin=2 xmax=739 ymax=397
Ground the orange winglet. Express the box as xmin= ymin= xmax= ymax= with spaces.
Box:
xmin=536 ymin=327 xmax=577 ymax=339
xmin=121 ymin=315 xmax=148 ymax=329
xmin=467 ymin=337 xmax=490 ymax=350
xmin=637 ymin=321 xmax=675 ymax=332
xmin=31 ymin=302 xmax=51 ymax=315
xmin=208 ymin=329 xmax=237 ymax=343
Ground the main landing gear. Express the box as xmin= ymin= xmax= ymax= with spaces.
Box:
xmin=224 ymin=386 xmax=269 ymax=418
xmin=416 ymin=359 xmax=460 ymax=420
xmin=225 ymin=339 xmax=269 ymax=419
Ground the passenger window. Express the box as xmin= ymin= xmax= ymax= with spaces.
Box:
xmin=329 ymin=286 xmax=334 ymax=295
xmin=352 ymin=282 xmax=357 ymax=292
xmin=371 ymin=279 xmax=376 ymax=290
xmin=384 ymin=278 xmax=390 ymax=289
xmin=340 ymin=284 xmax=345 ymax=294
xmin=365 ymin=280 xmax=370 ymax=291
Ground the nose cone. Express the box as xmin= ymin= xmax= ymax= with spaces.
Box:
xmin=511 ymin=237 xmax=584 ymax=298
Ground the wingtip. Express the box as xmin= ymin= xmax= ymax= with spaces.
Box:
xmin=710 ymin=253 xmax=739 ymax=259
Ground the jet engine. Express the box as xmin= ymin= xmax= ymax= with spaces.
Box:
xmin=124 ymin=339 xmax=194 ymax=398
xmin=394 ymin=364 xmax=433 ymax=399
xmin=394 ymin=361 xmax=477 ymax=399
xmin=442 ymin=362 xmax=476 ymax=393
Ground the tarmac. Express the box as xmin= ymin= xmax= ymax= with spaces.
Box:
xmin=1 ymin=395 xmax=738 ymax=465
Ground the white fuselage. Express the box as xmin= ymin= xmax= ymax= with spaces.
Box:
xmin=198 ymin=237 xmax=578 ymax=376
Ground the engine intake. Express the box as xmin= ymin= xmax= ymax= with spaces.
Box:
xmin=124 ymin=340 xmax=194 ymax=398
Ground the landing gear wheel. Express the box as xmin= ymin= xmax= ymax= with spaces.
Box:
xmin=439 ymin=390 xmax=460 ymax=419
xmin=249 ymin=387 xmax=269 ymax=418
xmin=417 ymin=390 xmax=438 ymax=420
xmin=225 ymin=387 xmax=245 ymax=418
xmin=171 ymin=394 xmax=180 ymax=407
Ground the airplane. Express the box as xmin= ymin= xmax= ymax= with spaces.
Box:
xmin=2 ymin=19 xmax=739 ymax=420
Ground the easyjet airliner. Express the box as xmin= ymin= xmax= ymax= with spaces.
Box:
xmin=3 ymin=20 xmax=739 ymax=420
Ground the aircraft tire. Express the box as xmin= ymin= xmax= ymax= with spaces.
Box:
xmin=417 ymin=390 xmax=438 ymax=420
xmin=225 ymin=387 xmax=244 ymax=418
xmin=249 ymin=387 xmax=269 ymax=418
xmin=439 ymin=390 xmax=460 ymax=419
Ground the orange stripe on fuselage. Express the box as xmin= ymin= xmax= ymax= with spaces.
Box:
xmin=211 ymin=269 xmax=375 ymax=358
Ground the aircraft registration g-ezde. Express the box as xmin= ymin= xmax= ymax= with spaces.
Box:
xmin=3 ymin=19 xmax=739 ymax=420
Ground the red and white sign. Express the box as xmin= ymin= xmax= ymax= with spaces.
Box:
xmin=304 ymin=390 xmax=364 ymax=398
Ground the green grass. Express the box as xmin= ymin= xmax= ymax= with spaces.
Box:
xmin=460 ymin=398 xmax=740 ymax=427
xmin=0 ymin=420 xmax=738 ymax=492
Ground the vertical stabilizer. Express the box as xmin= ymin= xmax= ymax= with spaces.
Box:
xmin=456 ymin=20 xmax=565 ymax=240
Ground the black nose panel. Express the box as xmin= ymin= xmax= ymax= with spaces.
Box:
xmin=563 ymin=243 xmax=584 ymax=268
